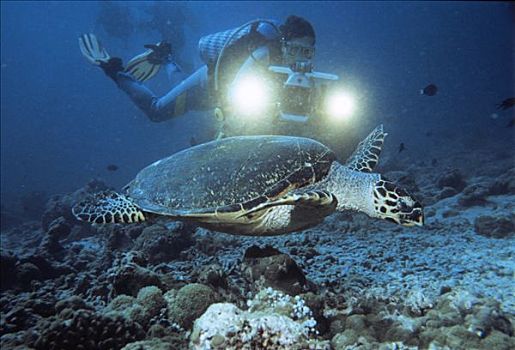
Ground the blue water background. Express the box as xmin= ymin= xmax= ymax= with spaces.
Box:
xmin=1 ymin=1 xmax=513 ymax=209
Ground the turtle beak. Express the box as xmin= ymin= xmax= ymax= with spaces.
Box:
xmin=414 ymin=207 xmax=424 ymax=226
xmin=401 ymin=206 xmax=424 ymax=227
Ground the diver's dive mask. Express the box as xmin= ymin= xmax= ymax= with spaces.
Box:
xmin=281 ymin=37 xmax=316 ymax=67
xmin=282 ymin=41 xmax=315 ymax=60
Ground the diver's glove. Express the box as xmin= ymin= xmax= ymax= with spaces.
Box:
xmin=144 ymin=42 xmax=173 ymax=64
xmin=99 ymin=57 xmax=124 ymax=82
xmin=496 ymin=97 xmax=515 ymax=111
xmin=79 ymin=33 xmax=124 ymax=82
xmin=125 ymin=41 xmax=173 ymax=82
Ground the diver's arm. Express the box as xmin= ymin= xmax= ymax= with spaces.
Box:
xmin=230 ymin=46 xmax=271 ymax=87
xmin=115 ymin=66 xmax=211 ymax=122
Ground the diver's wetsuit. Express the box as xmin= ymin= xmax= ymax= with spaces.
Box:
xmin=115 ymin=66 xmax=210 ymax=122
xmin=113 ymin=21 xmax=281 ymax=123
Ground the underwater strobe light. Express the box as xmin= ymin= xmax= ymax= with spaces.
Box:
xmin=230 ymin=75 xmax=271 ymax=117
xmin=326 ymin=90 xmax=356 ymax=121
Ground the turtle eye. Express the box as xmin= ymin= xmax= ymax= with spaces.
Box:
xmin=398 ymin=196 xmax=418 ymax=213
xmin=398 ymin=199 xmax=410 ymax=212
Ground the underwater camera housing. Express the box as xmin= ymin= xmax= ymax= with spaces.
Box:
xmin=211 ymin=19 xmax=341 ymax=124
xmin=269 ymin=62 xmax=339 ymax=123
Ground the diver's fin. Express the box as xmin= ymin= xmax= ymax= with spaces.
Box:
xmin=124 ymin=41 xmax=173 ymax=82
xmin=345 ymin=124 xmax=388 ymax=173
xmin=72 ymin=190 xmax=146 ymax=224
xmin=78 ymin=33 xmax=110 ymax=65
xmin=125 ymin=50 xmax=162 ymax=82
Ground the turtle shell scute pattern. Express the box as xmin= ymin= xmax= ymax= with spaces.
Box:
xmin=128 ymin=136 xmax=336 ymax=215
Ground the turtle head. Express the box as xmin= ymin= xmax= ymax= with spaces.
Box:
xmin=372 ymin=177 xmax=424 ymax=227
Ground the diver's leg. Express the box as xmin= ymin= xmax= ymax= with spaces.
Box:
xmin=115 ymin=65 xmax=210 ymax=122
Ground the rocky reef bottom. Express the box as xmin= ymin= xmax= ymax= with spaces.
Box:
xmin=1 ymin=142 xmax=514 ymax=349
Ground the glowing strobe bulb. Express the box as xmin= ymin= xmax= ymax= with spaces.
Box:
xmin=231 ymin=75 xmax=269 ymax=116
xmin=326 ymin=91 xmax=356 ymax=121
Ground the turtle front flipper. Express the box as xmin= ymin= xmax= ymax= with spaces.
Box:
xmin=72 ymin=190 xmax=146 ymax=224
xmin=345 ymin=124 xmax=387 ymax=172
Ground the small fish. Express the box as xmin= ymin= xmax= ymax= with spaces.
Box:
xmin=420 ymin=83 xmax=438 ymax=96
xmin=398 ymin=143 xmax=405 ymax=153
xmin=106 ymin=164 xmax=119 ymax=172
xmin=507 ymin=118 xmax=515 ymax=128
xmin=431 ymin=158 xmax=438 ymax=166
xmin=496 ymin=97 xmax=515 ymax=111
xmin=190 ymin=136 xmax=198 ymax=146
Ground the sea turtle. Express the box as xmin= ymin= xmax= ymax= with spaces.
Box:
xmin=73 ymin=125 xmax=423 ymax=235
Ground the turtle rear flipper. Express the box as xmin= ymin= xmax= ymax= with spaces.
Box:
xmin=165 ymin=190 xmax=337 ymax=236
xmin=239 ymin=190 xmax=338 ymax=219
xmin=72 ymin=190 xmax=146 ymax=224
xmin=245 ymin=190 xmax=338 ymax=234
xmin=345 ymin=124 xmax=387 ymax=172
xmin=162 ymin=190 xmax=336 ymax=223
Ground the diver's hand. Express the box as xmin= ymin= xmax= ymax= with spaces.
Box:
xmin=496 ymin=97 xmax=515 ymax=111
xmin=143 ymin=41 xmax=173 ymax=65
xmin=99 ymin=57 xmax=124 ymax=81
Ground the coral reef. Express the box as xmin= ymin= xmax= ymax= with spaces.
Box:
xmin=437 ymin=168 xmax=467 ymax=192
xmin=326 ymin=290 xmax=514 ymax=350
xmin=241 ymin=245 xmax=308 ymax=296
xmin=121 ymin=338 xmax=182 ymax=350
xmin=474 ymin=215 xmax=514 ymax=238
xmin=33 ymin=309 xmax=145 ymax=350
xmin=458 ymin=183 xmax=491 ymax=207
xmin=190 ymin=288 xmax=328 ymax=350
xmin=0 ymin=253 xmax=18 ymax=290
xmin=196 ymin=263 xmax=228 ymax=289
xmin=108 ymin=251 xmax=165 ymax=296
xmin=104 ymin=285 xmax=166 ymax=327
xmin=133 ymin=223 xmax=195 ymax=264
xmin=165 ymin=283 xmax=219 ymax=329
xmin=1 ymin=148 xmax=514 ymax=350
xmin=383 ymin=170 xmax=421 ymax=198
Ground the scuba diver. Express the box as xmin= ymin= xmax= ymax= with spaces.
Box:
xmin=79 ymin=16 xmax=340 ymax=139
